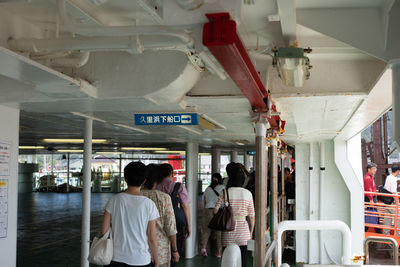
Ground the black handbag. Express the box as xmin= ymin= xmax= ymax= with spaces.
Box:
xmin=208 ymin=189 xmax=235 ymax=231
xmin=377 ymin=185 xmax=394 ymax=205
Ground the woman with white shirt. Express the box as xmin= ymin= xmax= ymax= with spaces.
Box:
xmin=101 ymin=161 xmax=160 ymax=267
xmin=201 ymin=173 xmax=225 ymax=258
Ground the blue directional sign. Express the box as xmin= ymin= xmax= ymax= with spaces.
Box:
xmin=247 ymin=151 xmax=256 ymax=156
xmin=134 ymin=113 xmax=199 ymax=126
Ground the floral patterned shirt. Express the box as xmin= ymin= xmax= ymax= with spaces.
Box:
xmin=142 ymin=189 xmax=177 ymax=265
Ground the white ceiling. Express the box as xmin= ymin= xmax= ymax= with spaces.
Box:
xmin=0 ymin=0 xmax=393 ymax=152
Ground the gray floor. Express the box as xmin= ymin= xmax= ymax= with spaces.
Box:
xmin=18 ymin=192 xmax=111 ymax=267
xmin=17 ymin=192 xmax=394 ymax=266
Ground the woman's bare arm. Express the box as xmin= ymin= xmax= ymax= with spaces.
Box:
xmin=101 ymin=210 xmax=111 ymax=235
xmin=147 ymin=219 xmax=159 ymax=267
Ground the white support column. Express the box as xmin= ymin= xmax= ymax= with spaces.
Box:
xmin=244 ymin=149 xmax=251 ymax=171
xmin=81 ymin=118 xmax=93 ymax=267
xmin=254 ymin=118 xmax=267 ymax=267
xmin=271 ymin=138 xmax=279 ymax=265
xmin=66 ymin=152 xmax=70 ymax=193
xmin=185 ymin=142 xmax=199 ymax=259
xmin=211 ymin=147 xmax=221 ymax=174
xmin=308 ymin=142 xmax=320 ymax=263
xmin=295 ymin=143 xmax=310 ymax=263
xmin=0 ymin=105 xmax=19 ymax=267
xmin=231 ymin=150 xmax=238 ymax=163
xmin=319 ymin=142 xmax=326 ymax=262
xmin=392 ymin=62 xmax=400 ymax=147
xmin=334 ymin=139 xmax=364 ymax=262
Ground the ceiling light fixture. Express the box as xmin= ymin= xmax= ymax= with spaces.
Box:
xmin=57 ymin=149 xmax=84 ymax=153
xmin=154 ymin=150 xmax=186 ymax=154
xmin=272 ymin=47 xmax=312 ymax=87
xmin=177 ymin=125 xmax=202 ymax=135
xmin=120 ymin=147 xmax=167 ymax=151
xmin=71 ymin=112 xmax=106 ymax=123
xmin=95 ymin=151 xmax=125 ymax=155
xmin=114 ymin=124 xmax=150 ymax=134
xmin=19 ymin=146 xmax=45 ymax=149
xmin=42 ymin=138 xmax=108 ymax=144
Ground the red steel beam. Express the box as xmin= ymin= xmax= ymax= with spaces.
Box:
xmin=203 ymin=13 xmax=280 ymax=129
xmin=203 ymin=13 xmax=269 ymax=110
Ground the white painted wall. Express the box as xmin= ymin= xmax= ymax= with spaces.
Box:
xmin=296 ymin=140 xmax=352 ymax=264
xmin=334 ymin=139 xmax=364 ymax=263
xmin=347 ymin=133 xmax=363 ymax=186
xmin=321 ymin=140 xmax=350 ymax=264
xmin=295 ymin=143 xmax=310 ymax=263
xmin=0 ymin=105 xmax=19 ymax=267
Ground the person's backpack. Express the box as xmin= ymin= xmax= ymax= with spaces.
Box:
xmin=170 ymin=183 xmax=187 ymax=229
xmin=377 ymin=185 xmax=394 ymax=205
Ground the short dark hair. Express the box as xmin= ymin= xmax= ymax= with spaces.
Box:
xmin=226 ymin=162 xmax=246 ymax=188
xmin=124 ymin=161 xmax=147 ymax=187
xmin=159 ymin=163 xmax=173 ymax=180
xmin=144 ymin=164 xmax=160 ymax=189
xmin=392 ymin=166 xmax=400 ymax=173
xmin=284 ymin=167 xmax=291 ymax=173
xmin=210 ymin=173 xmax=223 ymax=189
xmin=367 ymin=162 xmax=377 ymax=171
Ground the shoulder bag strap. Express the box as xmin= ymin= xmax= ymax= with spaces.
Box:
xmin=171 ymin=183 xmax=181 ymax=198
xmin=225 ymin=189 xmax=230 ymax=205
xmin=211 ymin=187 xmax=220 ymax=197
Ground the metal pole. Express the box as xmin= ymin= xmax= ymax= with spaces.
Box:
xmin=271 ymin=137 xmax=279 ymax=266
xmin=231 ymin=150 xmax=238 ymax=162
xmin=81 ymin=118 xmax=92 ymax=267
xmin=244 ymin=149 xmax=251 ymax=171
xmin=281 ymin=155 xmax=285 ymax=221
xmin=118 ymin=154 xmax=122 ymax=192
xmin=319 ymin=142 xmax=325 ymax=261
xmin=185 ymin=142 xmax=199 ymax=259
xmin=254 ymin=118 xmax=267 ymax=267
xmin=211 ymin=147 xmax=221 ymax=174
xmin=66 ymin=152 xmax=70 ymax=193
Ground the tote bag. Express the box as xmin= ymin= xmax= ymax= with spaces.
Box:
xmin=208 ymin=189 xmax=235 ymax=231
xmin=88 ymin=228 xmax=113 ymax=265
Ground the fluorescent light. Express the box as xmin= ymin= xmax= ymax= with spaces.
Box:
xmin=19 ymin=146 xmax=45 ymax=149
xmin=120 ymin=147 xmax=167 ymax=151
xmin=57 ymin=149 xmax=84 ymax=153
xmin=199 ymin=153 xmax=211 ymax=156
xmin=114 ymin=124 xmax=150 ymax=134
xmin=154 ymin=150 xmax=185 ymax=154
xmin=71 ymin=112 xmax=106 ymax=123
xmin=95 ymin=151 xmax=125 ymax=155
xmin=42 ymin=139 xmax=108 ymax=144
xmin=177 ymin=125 xmax=202 ymax=135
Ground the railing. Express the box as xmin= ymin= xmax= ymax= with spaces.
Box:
xmin=364 ymin=191 xmax=400 ymax=237
xmin=364 ymin=236 xmax=399 ymax=265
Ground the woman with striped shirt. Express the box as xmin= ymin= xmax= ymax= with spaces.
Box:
xmin=214 ymin=162 xmax=255 ymax=267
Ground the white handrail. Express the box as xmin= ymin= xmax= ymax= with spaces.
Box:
xmin=277 ymin=220 xmax=352 ymax=267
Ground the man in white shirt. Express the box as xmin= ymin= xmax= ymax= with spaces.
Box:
xmin=384 ymin=166 xmax=399 ymax=193
xmin=383 ymin=166 xmax=399 ymax=235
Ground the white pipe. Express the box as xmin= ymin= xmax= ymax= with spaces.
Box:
xmin=81 ymin=118 xmax=93 ymax=267
xmin=185 ymin=142 xmax=199 ymax=258
xmin=199 ymin=52 xmax=227 ymax=80
xmin=8 ymin=36 xmax=192 ymax=56
xmin=49 ymin=51 xmax=90 ymax=68
xmin=277 ymin=220 xmax=352 ymax=267
xmin=319 ymin=142 xmax=325 ymax=262
xmin=57 ymin=0 xmax=194 ymax=47
xmin=8 ymin=36 xmax=143 ymax=54
xmin=176 ymin=0 xmax=204 ymax=10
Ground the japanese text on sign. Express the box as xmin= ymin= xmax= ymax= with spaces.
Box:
xmin=0 ymin=142 xmax=10 ymax=177
xmin=0 ymin=179 xmax=8 ymax=238
xmin=134 ymin=113 xmax=199 ymax=126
